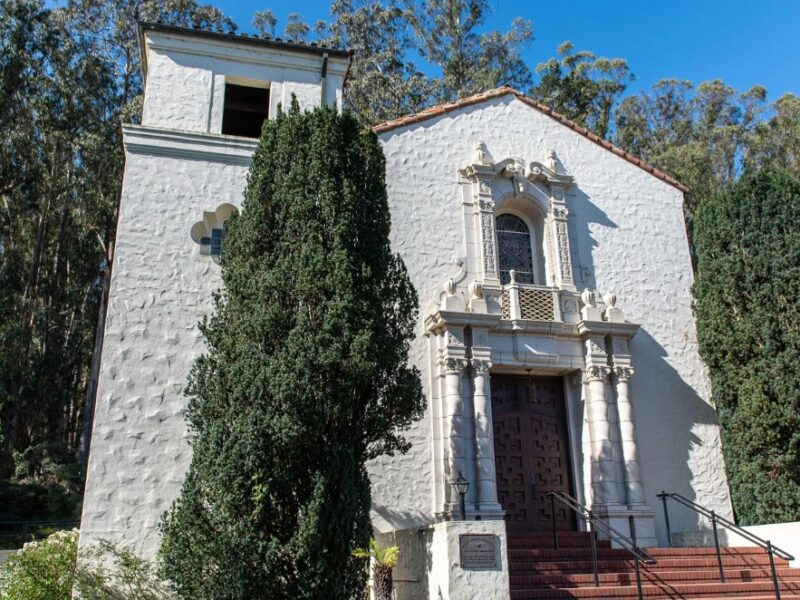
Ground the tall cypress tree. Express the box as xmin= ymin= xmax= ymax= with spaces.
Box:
xmin=694 ymin=169 xmax=800 ymax=524
xmin=159 ymin=101 xmax=424 ymax=598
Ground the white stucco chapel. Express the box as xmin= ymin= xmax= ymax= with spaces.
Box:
xmin=79 ymin=23 xmax=740 ymax=599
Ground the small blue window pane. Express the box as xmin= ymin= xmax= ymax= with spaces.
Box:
xmin=199 ymin=236 xmax=211 ymax=245
xmin=210 ymin=227 xmax=224 ymax=256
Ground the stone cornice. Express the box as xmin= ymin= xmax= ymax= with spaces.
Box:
xmin=122 ymin=124 xmax=258 ymax=166
xmin=425 ymin=309 xmax=587 ymax=340
xmin=140 ymin=25 xmax=350 ymax=81
xmin=425 ymin=310 xmax=502 ymax=334
xmin=576 ymin=319 xmax=640 ymax=340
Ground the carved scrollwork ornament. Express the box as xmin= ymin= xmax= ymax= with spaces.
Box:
xmin=443 ymin=357 xmax=469 ymax=375
xmin=553 ymin=207 xmax=569 ymax=220
xmin=468 ymin=280 xmax=484 ymax=299
xmin=471 ymin=359 xmax=492 ymax=375
xmin=614 ymin=367 xmax=634 ymax=382
xmin=583 ymin=365 xmax=611 ymax=383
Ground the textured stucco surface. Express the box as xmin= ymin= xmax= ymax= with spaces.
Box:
xmin=79 ymin=150 xmax=248 ymax=557
xmin=81 ymin=87 xmax=732 ymax=562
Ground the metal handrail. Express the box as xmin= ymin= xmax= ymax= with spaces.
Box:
xmin=547 ymin=491 xmax=656 ymax=600
xmin=657 ymin=490 xmax=794 ymax=600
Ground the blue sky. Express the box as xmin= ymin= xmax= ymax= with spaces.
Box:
xmin=214 ymin=0 xmax=800 ymax=101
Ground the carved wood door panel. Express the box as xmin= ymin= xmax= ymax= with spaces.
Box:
xmin=492 ymin=376 xmax=575 ymax=533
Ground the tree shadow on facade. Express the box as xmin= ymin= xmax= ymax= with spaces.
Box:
xmin=569 ymin=186 xmax=727 ymax=545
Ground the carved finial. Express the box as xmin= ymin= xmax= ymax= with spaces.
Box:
xmin=444 ymin=278 xmax=456 ymax=296
xmin=547 ymin=149 xmax=558 ymax=172
xmin=468 ymin=280 xmax=484 ymax=299
xmin=509 ymin=269 xmax=517 ymax=284
xmin=604 ymin=291 xmax=625 ymax=323
xmin=475 ymin=142 xmax=493 ymax=166
xmin=580 ymin=288 xmax=596 ymax=307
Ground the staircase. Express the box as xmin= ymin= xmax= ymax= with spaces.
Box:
xmin=508 ymin=531 xmax=800 ymax=599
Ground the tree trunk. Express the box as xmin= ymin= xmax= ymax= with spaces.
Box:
xmin=78 ymin=239 xmax=114 ymax=461
xmin=374 ymin=565 xmax=393 ymax=600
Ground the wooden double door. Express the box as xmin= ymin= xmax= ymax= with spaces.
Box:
xmin=492 ymin=375 xmax=575 ymax=533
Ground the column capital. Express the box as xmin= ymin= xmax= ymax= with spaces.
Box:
xmin=583 ymin=365 xmax=611 ymax=383
xmin=471 ymin=359 xmax=492 ymax=375
xmin=614 ymin=366 xmax=634 ymax=382
xmin=443 ymin=357 xmax=469 ymax=375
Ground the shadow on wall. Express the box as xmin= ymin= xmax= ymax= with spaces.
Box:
xmin=570 ymin=185 xmax=728 ymax=544
xmin=568 ymin=186 xmax=618 ymax=292
xmin=372 ymin=505 xmax=433 ymax=600
xmin=630 ymin=328 xmax=726 ymax=541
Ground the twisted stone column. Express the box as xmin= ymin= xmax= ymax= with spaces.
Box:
xmin=614 ymin=367 xmax=645 ymax=505
xmin=584 ymin=365 xmax=620 ymax=505
xmin=472 ymin=359 xmax=500 ymax=512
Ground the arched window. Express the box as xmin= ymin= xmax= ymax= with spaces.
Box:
xmin=496 ymin=213 xmax=535 ymax=285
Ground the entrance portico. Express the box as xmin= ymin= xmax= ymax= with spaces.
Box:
xmin=424 ymin=149 xmax=656 ymax=545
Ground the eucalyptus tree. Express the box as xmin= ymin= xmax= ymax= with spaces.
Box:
xmin=530 ymin=41 xmax=632 ymax=139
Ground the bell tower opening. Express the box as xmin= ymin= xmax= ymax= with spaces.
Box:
xmin=221 ymin=82 xmax=270 ymax=138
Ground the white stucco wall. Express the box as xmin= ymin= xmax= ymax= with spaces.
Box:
xmin=377 ymin=94 xmax=733 ymax=543
xmin=78 ymin=129 xmax=253 ymax=558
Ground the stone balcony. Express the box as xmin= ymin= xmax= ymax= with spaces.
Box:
xmin=498 ymin=270 xmax=580 ymax=323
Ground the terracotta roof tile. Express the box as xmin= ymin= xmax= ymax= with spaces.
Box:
xmin=373 ymin=86 xmax=688 ymax=193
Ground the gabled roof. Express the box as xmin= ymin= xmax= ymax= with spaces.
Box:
xmin=372 ymin=86 xmax=688 ymax=193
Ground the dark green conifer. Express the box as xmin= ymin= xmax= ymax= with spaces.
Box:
xmin=159 ymin=100 xmax=424 ymax=598
xmin=694 ymin=169 xmax=800 ymax=524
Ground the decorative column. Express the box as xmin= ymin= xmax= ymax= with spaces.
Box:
xmin=613 ymin=366 xmax=646 ymax=505
xmin=476 ymin=180 xmax=500 ymax=284
xmin=442 ymin=356 xmax=469 ymax=515
xmin=471 ymin=358 xmax=502 ymax=516
xmin=548 ymin=184 xmax=576 ymax=291
xmin=583 ymin=363 xmax=619 ymax=506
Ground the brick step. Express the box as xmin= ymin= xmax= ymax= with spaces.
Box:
xmin=644 ymin=547 xmax=779 ymax=558
xmin=510 ymin=567 xmax=800 ymax=587
xmin=509 ymin=580 xmax=800 ymax=599
xmin=510 ymin=556 xmax=787 ymax=574
xmin=510 ymin=547 xmax=778 ymax=561
xmin=509 ymin=548 xmax=632 ymax=560
xmin=508 ymin=537 xmax=613 ymax=549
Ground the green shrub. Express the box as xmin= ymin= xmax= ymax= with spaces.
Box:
xmin=0 ymin=529 xmax=78 ymax=600
xmin=0 ymin=529 xmax=173 ymax=600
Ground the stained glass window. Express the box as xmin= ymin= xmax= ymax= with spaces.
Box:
xmin=496 ymin=213 xmax=535 ymax=284
xmin=210 ymin=227 xmax=224 ymax=256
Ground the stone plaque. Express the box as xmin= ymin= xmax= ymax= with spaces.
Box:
xmin=459 ymin=534 xmax=497 ymax=568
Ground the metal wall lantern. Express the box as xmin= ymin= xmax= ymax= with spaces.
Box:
xmin=452 ymin=472 xmax=469 ymax=521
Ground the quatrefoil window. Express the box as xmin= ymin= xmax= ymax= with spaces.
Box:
xmin=190 ymin=203 xmax=238 ymax=262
